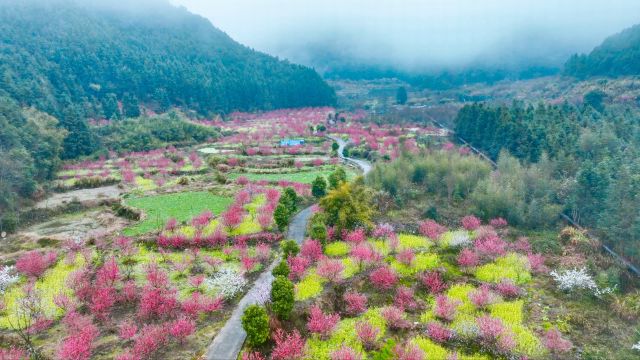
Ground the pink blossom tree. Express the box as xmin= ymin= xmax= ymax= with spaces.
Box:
xmin=543 ymin=328 xmax=573 ymax=356
xmin=307 ymin=305 xmax=340 ymax=339
xmin=426 ymin=322 xmax=453 ymax=343
xmin=356 ymin=321 xmax=379 ymax=350
xmin=300 ymin=239 xmax=323 ymax=262
xmin=381 ymin=306 xmax=410 ymax=330
xmin=344 ymin=291 xmax=368 ymax=315
xmin=118 ymin=321 xmax=138 ymax=341
xmin=419 ymin=220 xmax=446 ymax=240
xmin=476 ymin=315 xmax=505 ymax=342
xmin=394 ymin=342 xmax=425 ymax=360
xmin=16 ymin=250 xmax=57 ymax=278
xmin=369 ymin=266 xmax=398 ymax=290
xmin=330 ymin=346 xmax=362 ymax=360
xmin=461 ymin=215 xmax=481 ymax=230
xmin=222 ymin=205 xmax=244 ymax=229
xmin=57 ymin=312 xmax=99 ymax=360
xmin=457 ymin=248 xmax=479 ymax=268
xmin=169 ymin=317 xmax=196 ymax=344
xmin=344 ymin=228 xmax=367 ymax=244
xmin=132 ymin=323 xmax=169 ymax=359
xmin=494 ymin=279 xmax=520 ymax=298
xmin=287 ymin=255 xmax=310 ymax=280
xmin=394 ymin=286 xmax=418 ymax=311
xmin=434 ymin=295 xmax=460 ymax=322
xmin=350 ymin=243 xmax=381 ymax=270
xmin=396 ymin=249 xmax=415 ymax=266
xmin=468 ymin=285 xmax=497 ymax=309
xmin=473 ymin=235 xmax=506 ymax=258
xmin=271 ymin=329 xmax=305 ymax=360
xmin=316 ymin=259 xmax=344 ymax=284
xmin=420 ymin=271 xmax=447 ymax=294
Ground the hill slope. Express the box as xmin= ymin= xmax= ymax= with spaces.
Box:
xmin=565 ymin=23 xmax=640 ymax=78
xmin=0 ymin=0 xmax=336 ymax=117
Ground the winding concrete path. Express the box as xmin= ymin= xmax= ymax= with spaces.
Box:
xmin=205 ymin=139 xmax=372 ymax=360
xmin=328 ymin=135 xmax=373 ymax=175
xmin=205 ymin=206 xmax=314 ymax=360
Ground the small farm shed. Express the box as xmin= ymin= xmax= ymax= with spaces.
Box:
xmin=280 ymin=139 xmax=305 ymax=147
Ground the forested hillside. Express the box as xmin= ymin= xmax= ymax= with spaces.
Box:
xmin=0 ymin=0 xmax=336 ymax=118
xmin=454 ymin=102 xmax=640 ymax=260
xmin=0 ymin=0 xmax=337 ymax=224
xmin=565 ymin=23 xmax=640 ymax=78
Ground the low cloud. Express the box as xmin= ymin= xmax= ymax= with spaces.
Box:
xmin=171 ymin=0 xmax=640 ymax=72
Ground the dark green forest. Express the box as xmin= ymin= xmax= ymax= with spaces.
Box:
xmin=565 ymin=23 xmax=640 ymax=78
xmin=0 ymin=0 xmax=335 ymax=117
xmin=325 ymin=63 xmax=558 ymax=90
xmin=454 ymin=102 xmax=640 ymax=260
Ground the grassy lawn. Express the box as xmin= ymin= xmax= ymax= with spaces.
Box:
xmin=227 ymin=168 xmax=356 ymax=184
xmin=123 ymin=191 xmax=233 ymax=236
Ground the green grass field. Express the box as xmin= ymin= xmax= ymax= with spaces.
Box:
xmin=227 ymin=167 xmax=356 ymax=184
xmin=123 ymin=191 xmax=233 ymax=236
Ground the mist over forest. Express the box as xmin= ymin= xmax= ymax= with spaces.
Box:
xmin=174 ymin=0 xmax=640 ymax=80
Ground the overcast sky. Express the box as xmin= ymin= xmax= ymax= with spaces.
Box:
xmin=170 ymin=0 xmax=640 ymax=70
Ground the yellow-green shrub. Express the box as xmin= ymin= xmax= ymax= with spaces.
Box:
xmin=411 ymin=336 xmax=449 ymax=358
xmin=489 ymin=300 xmax=523 ymax=325
xmin=369 ymin=240 xmax=390 ymax=256
xmin=294 ymin=272 xmax=324 ymax=301
xmin=342 ymin=257 xmax=359 ymax=278
xmin=413 ymin=253 xmax=440 ymax=272
xmin=325 ymin=242 xmax=350 ymax=257
xmin=475 ymin=253 xmax=531 ymax=284
xmin=398 ymin=234 xmax=432 ymax=250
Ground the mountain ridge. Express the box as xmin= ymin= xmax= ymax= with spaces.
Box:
xmin=0 ymin=0 xmax=336 ymax=117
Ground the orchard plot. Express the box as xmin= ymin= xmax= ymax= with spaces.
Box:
xmin=239 ymin=216 xmax=580 ymax=360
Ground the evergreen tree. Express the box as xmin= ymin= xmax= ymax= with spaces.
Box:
xmin=584 ymin=90 xmax=606 ymax=113
xmin=280 ymin=187 xmax=298 ymax=215
xmin=103 ymin=93 xmax=120 ymax=120
xmin=59 ymin=105 xmax=97 ymax=159
xmin=272 ymin=260 xmax=290 ymax=278
xmin=270 ymin=276 xmax=295 ymax=319
xmin=274 ymin=204 xmax=290 ymax=232
xmin=280 ymin=240 xmax=300 ymax=259
xmin=328 ymin=167 xmax=347 ymax=190
xmin=122 ymin=93 xmax=141 ymax=118
xmin=396 ymin=86 xmax=408 ymax=105
xmin=312 ymin=176 xmax=328 ymax=198
xmin=153 ymin=88 xmax=171 ymax=113
xmin=241 ymin=305 xmax=270 ymax=346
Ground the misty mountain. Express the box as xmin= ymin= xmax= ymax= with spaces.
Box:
xmin=298 ymin=30 xmax=572 ymax=89
xmin=0 ymin=0 xmax=336 ymax=117
xmin=565 ymin=23 xmax=640 ymax=78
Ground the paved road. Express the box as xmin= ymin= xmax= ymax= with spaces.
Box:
xmin=205 ymin=139 xmax=372 ymax=360
xmin=327 ymin=135 xmax=372 ymax=175
xmin=205 ymin=206 xmax=314 ymax=360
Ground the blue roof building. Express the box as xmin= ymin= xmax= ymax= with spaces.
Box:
xmin=280 ymin=139 xmax=305 ymax=147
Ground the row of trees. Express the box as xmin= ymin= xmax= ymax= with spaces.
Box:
xmin=454 ymin=102 xmax=640 ymax=260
